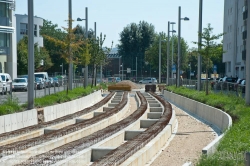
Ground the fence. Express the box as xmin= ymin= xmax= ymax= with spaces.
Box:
xmin=168 ymin=78 xmax=246 ymax=99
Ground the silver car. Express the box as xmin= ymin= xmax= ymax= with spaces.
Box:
xmin=139 ymin=78 xmax=157 ymax=84
xmin=12 ymin=78 xmax=28 ymax=92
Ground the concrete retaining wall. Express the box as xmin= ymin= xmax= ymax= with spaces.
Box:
xmin=0 ymin=109 xmax=37 ymax=134
xmin=121 ymin=110 xmax=176 ymax=166
xmin=163 ymin=90 xmax=232 ymax=154
xmin=43 ymin=90 xmax=102 ymax=122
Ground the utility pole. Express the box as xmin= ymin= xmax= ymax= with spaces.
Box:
xmin=84 ymin=7 xmax=88 ymax=88
xmin=28 ymin=0 xmax=34 ymax=109
xmin=197 ymin=0 xmax=203 ymax=91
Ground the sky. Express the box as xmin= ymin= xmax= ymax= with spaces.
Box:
xmin=15 ymin=0 xmax=224 ymax=48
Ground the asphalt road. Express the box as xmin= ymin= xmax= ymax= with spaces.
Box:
xmin=0 ymin=85 xmax=68 ymax=105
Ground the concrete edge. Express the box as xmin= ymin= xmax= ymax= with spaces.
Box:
xmin=121 ymin=109 xmax=176 ymax=166
xmin=163 ymin=90 xmax=232 ymax=155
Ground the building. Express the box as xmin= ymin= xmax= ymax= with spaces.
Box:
xmin=15 ymin=14 xmax=43 ymax=47
xmin=0 ymin=0 xmax=17 ymax=78
xmin=223 ymin=0 xmax=248 ymax=79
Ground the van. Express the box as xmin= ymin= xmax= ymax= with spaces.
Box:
xmin=0 ymin=75 xmax=3 ymax=94
xmin=0 ymin=73 xmax=12 ymax=94
xmin=34 ymin=72 xmax=49 ymax=87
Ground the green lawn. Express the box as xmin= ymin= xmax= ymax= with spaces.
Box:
xmin=0 ymin=83 xmax=107 ymax=115
xmin=166 ymin=86 xmax=250 ymax=166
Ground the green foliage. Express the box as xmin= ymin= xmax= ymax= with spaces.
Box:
xmin=0 ymin=96 xmax=22 ymax=115
xmin=145 ymin=34 xmax=188 ymax=75
xmin=17 ymin=36 xmax=53 ymax=75
xmin=118 ymin=21 xmax=155 ymax=77
xmin=193 ymin=24 xmax=224 ymax=95
xmin=166 ymin=86 xmax=250 ymax=165
xmin=34 ymin=86 xmax=96 ymax=107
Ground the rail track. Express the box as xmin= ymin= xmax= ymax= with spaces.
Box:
xmin=0 ymin=91 xmax=115 ymax=144
xmin=0 ymin=90 xmax=174 ymax=166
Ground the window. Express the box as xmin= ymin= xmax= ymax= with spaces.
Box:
xmin=228 ymin=62 xmax=231 ymax=72
xmin=229 ymin=43 xmax=231 ymax=49
xmin=20 ymin=23 xmax=28 ymax=35
xmin=0 ymin=33 xmax=9 ymax=47
xmin=34 ymin=25 xmax=37 ymax=37
xmin=0 ymin=3 xmax=9 ymax=17
xmin=230 ymin=25 xmax=232 ymax=32
xmin=39 ymin=25 xmax=42 ymax=37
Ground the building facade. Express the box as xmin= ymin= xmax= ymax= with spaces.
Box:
xmin=223 ymin=0 xmax=248 ymax=79
xmin=15 ymin=14 xmax=43 ymax=47
xmin=0 ymin=0 xmax=17 ymax=78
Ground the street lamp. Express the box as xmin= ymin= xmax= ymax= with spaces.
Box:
xmin=167 ymin=21 xmax=176 ymax=85
xmin=77 ymin=7 xmax=88 ymax=88
xmin=189 ymin=63 xmax=191 ymax=81
xmin=60 ymin=63 xmax=63 ymax=76
xmin=159 ymin=36 xmax=166 ymax=84
xmin=120 ymin=63 xmax=123 ymax=81
xmin=170 ymin=22 xmax=176 ymax=80
xmin=177 ymin=6 xmax=189 ymax=87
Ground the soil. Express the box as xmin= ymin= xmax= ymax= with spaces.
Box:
xmin=149 ymin=104 xmax=217 ymax=166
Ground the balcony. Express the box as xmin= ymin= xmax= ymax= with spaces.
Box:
xmin=0 ymin=47 xmax=9 ymax=55
xmin=242 ymin=30 xmax=247 ymax=40
xmin=242 ymin=50 xmax=246 ymax=60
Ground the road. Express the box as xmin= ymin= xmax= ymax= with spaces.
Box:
xmin=0 ymin=85 xmax=68 ymax=105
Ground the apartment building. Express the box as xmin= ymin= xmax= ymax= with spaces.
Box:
xmin=0 ymin=0 xmax=17 ymax=78
xmin=223 ymin=0 xmax=248 ymax=79
xmin=15 ymin=14 xmax=43 ymax=47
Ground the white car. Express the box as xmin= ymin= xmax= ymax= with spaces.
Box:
xmin=0 ymin=73 xmax=12 ymax=94
xmin=12 ymin=78 xmax=28 ymax=92
xmin=139 ymin=78 xmax=157 ymax=84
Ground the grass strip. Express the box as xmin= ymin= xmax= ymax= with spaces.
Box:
xmin=166 ymin=86 xmax=250 ymax=166
xmin=0 ymin=83 xmax=107 ymax=115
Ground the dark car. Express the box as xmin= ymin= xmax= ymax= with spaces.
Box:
xmin=52 ymin=77 xmax=60 ymax=87
xmin=35 ymin=77 xmax=45 ymax=90
xmin=48 ymin=77 xmax=54 ymax=87
xmin=222 ymin=77 xmax=238 ymax=90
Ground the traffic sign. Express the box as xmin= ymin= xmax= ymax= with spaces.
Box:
xmin=127 ymin=68 xmax=131 ymax=73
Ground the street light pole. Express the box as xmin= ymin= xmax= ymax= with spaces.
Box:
xmin=159 ymin=36 xmax=161 ymax=83
xmin=171 ymin=22 xmax=176 ymax=79
xmin=167 ymin=21 xmax=170 ymax=85
xmin=177 ymin=7 xmax=181 ymax=87
xmin=28 ymin=0 xmax=34 ymax=109
xmin=68 ymin=0 xmax=73 ymax=90
xmin=84 ymin=7 xmax=88 ymax=88
xmin=197 ymin=0 xmax=203 ymax=91
xmin=177 ymin=6 xmax=189 ymax=87
xmin=60 ymin=63 xmax=63 ymax=75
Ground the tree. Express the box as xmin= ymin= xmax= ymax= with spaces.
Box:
xmin=17 ymin=36 xmax=52 ymax=75
xmin=118 ymin=21 xmax=155 ymax=79
xmin=40 ymin=20 xmax=67 ymax=74
xmin=193 ymin=23 xmax=224 ymax=95
xmin=145 ymin=33 xmax=189 ymax=79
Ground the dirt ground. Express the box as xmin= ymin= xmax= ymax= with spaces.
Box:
xmin=149 ymin=104 xmax=217 ymax=166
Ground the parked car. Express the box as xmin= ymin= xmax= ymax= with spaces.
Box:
xmin=221 ymin=77 xmax=238 ymax=90
xmin=48 ymin=77 xmax=54 ymax=87
xmin=52 ymin=77 xmax=60 ymax=87
xmin=12 ymin=78 xmax=28 ymax=92
xmin=233 ymin=78 xmax=244 ymax=91
xmin=34 ymin=72 xmax=49 ymax=87
xmin=0 ymin=73 xmax=12 ymax=94
xmin=211 ymin=78 xmax=220 ymax=88
xmin=35 ymin=77 xmax=45 ymax=90
xmin=108 ymin=77 xmax=121 ymax=83
xmin=241 ymin=80 xmax=246 ymax=93
xmin=139 ymin=77 xmax=157 ymax=84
